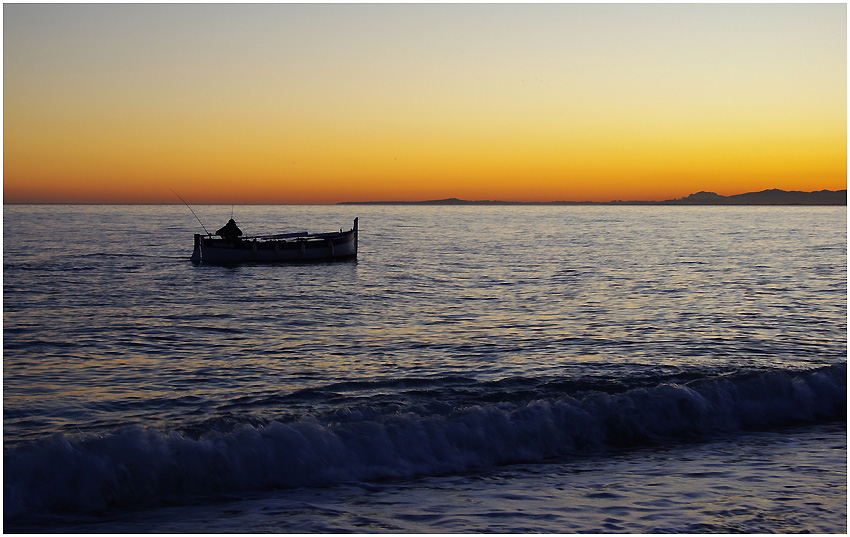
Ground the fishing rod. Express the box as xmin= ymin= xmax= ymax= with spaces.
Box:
xmin=170 ymin=189 xmax=212 ymax=237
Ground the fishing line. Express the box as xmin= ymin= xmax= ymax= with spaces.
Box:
xmin=171 ymin=189 xmax=212 ymax=236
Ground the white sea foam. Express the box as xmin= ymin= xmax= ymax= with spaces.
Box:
xmin=5 ymin=364 xmax=844 ymax=520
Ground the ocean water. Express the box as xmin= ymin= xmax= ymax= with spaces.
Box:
xmin=3 ymin=204 xmax=846 ymax=533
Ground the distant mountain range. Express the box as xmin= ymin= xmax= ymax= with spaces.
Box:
xmin=339 ymin=189 xmax=847 ymax=206
xmin=660 ymin=189 xmax=846 ymax=205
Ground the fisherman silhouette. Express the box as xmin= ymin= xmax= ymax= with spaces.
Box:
xmin=216 ymin=219 xmax=243 ymax=242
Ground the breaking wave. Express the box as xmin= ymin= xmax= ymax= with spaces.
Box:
xmin=4 ymin=364 xmax=845 ymax=520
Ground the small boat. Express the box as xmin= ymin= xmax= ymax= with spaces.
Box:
xmin=191 ymin=218 xmax=358 ymax=264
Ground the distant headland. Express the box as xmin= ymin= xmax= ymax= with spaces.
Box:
xmin=339 ymin=189 xmax=846 ymax=206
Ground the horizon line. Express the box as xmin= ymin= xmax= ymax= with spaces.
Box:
xmin=3 ymin=188 xmax=846 ymax=206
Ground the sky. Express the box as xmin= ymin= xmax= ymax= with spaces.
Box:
xmin=3 ymin=3 xmax=847 ymax=203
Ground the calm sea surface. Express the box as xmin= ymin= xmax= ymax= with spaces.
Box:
xmin=3 ymin=204 xmax=846 ymax=532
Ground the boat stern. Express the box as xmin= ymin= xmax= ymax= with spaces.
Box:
xmin=190 ymin=234 xmax=202 ymax=263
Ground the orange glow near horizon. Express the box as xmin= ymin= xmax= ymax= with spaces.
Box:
xmin=3 ymin=4 xmax=846 ymax=204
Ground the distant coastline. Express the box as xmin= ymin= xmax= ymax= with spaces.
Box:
xmin=4 ymin=188 xmax=846 ymax=206
xmin=338 ymin=189 xmax=847 ymax=206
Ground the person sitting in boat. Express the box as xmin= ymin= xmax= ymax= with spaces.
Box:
xmin=216 ymin=218 xmax=243 ymax=242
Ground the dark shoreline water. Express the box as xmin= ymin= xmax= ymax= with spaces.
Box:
xmin=6 ymin=421 xmax=846 ymax=533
